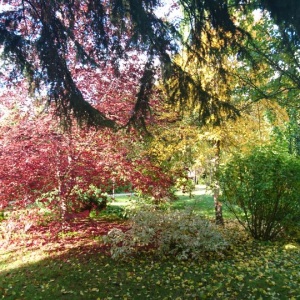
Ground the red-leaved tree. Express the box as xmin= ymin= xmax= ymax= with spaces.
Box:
xmin=0 ymin=82 xmax=174 ymax=217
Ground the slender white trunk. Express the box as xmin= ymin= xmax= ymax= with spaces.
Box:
xmin=213 ymin=140 xmax=224 ymax=226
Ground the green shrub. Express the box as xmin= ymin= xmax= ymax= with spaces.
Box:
xmin=77 ymin=185 xmax=108 ymax=211
xmin=219 ymin=146 xmax=300 ymax=240
xmin=104 ymin=205 xmax=228 ymax=260
xmin=0 ymin=210 xmax=5 ymax=221
xmin=91 ymin=205 xmax=127 ymax=220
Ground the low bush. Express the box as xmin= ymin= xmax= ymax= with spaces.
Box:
xmin=91 ymin=205 xmax=128 ymax=220
xmin=77 ymin=185 xmax=108 ymax=211
xmin=104 ymin=205 xmax=228 ymax=260
xmin=219 ymin=146 xmax=300 ymax=240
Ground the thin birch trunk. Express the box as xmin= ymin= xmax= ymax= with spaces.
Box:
xmin=213 ymin=140 xmax=224 ymax=226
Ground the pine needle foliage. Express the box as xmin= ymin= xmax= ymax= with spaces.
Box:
xmin=0 ymin=0 xmax=299 ymax=129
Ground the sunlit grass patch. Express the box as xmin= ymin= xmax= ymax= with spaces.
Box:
xmin=107 ymin=185 xmax=233 ymax=219
xmin=1 ymin=185 xmax=300 ymax=299
xmin=1 ymin=241 xmax=300 ymax=300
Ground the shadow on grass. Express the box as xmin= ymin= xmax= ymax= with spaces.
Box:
xmin=1 ymin=237 xmax=300 ymax=300
xmin=0 ymin=245 xmax=123 ymax=300
xmin=0 ymin=243 xmax=221 ymax=300
xmin=1 ymin=186 xmax=299 ymax=299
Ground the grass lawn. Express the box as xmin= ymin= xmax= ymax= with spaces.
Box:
xmin=1 ymin=186 xmax=300 ymax=300
xmin=110 ymin=185 xmax=234 ymax=219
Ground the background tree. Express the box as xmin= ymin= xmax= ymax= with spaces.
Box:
xmin=161 ymin=24 xmax=291 ymax=220
xmin=146 ymin=106 xmax=201 ymax=180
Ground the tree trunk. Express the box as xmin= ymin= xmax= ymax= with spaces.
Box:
xmin=214 ymin=184 xmax=224 ymax=226
xmin=213 ymin=140 xmax=224 ymax=226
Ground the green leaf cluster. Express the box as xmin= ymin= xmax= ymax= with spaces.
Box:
xmin=219 ymin=146 xmax=300 ymax=240
xmin=76 ymin=185 xmax=108 ymax=211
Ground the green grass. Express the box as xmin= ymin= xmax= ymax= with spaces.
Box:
xmin=1 ymin=186 xmax=300 ymax=299
xmin=108 ymin=185 xmax=234 ymax=219
xmin=1 ymin=241 xmax=300 ymax=299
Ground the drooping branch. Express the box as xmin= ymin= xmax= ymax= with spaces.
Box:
xmin=0 ymin=0 xmax=298 ymax=129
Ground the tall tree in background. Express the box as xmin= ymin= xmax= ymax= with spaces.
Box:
xmin=155 ymin=0 xmax=298 ymax=222
xmin=228 ymin=4 xmax=300 ymax=155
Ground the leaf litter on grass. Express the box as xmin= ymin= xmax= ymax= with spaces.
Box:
xmin=0 ymin=217 xmax=300 ymax=299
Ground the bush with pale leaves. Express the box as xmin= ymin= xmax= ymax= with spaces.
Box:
xmin=104 ymin=206 xmax=228 ymax=260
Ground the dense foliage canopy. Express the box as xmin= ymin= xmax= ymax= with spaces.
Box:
xmin=1 ymin=0 xmax=299 ymax=129
xmin=0 ymin=83 xmax=175 ymax=211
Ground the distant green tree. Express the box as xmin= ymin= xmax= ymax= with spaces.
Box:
xmin=229 ymin=5 xmax=300 ymax=155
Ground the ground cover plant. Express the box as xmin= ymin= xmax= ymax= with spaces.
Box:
xmin=1 ymin=189 xmax=300 ymax=299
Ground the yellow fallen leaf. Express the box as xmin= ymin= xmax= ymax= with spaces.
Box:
xmin=284 ymin=244 xmax=299 ymax=250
